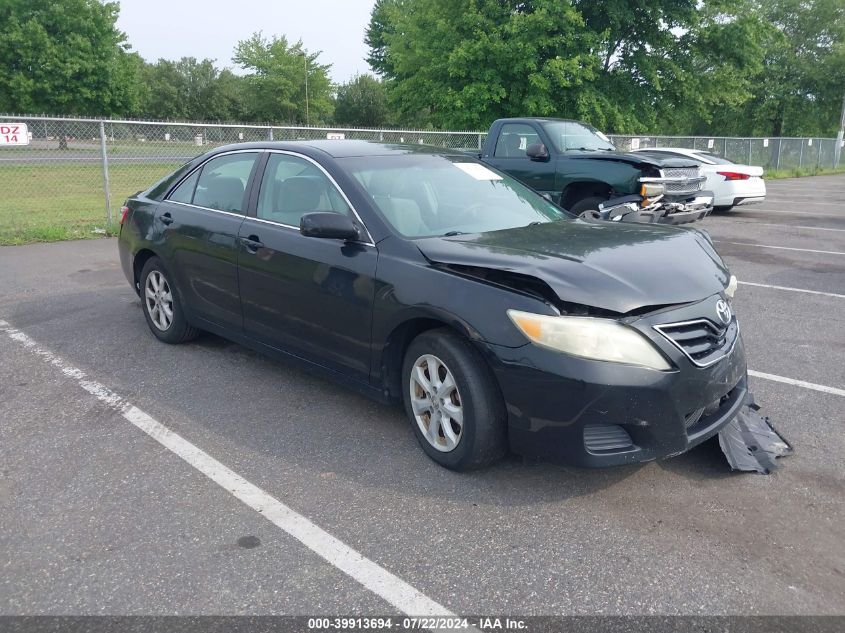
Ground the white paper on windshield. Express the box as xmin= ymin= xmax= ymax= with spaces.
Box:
xmin=454 ymin=163 xmax=503 ymax=180
xmin=596 ymin=131 xmax=611 ymax=142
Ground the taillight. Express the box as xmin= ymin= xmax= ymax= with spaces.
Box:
xmin=717 ymin=171 xmax=750 ymax=181
xmin=119 ymin=206 xmax=130 ymax=225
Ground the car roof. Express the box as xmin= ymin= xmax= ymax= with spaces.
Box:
xmin=496 ymin=117 xmax=581 ymax=124
xmin=205 ymin=140 xmax=469 ymax=159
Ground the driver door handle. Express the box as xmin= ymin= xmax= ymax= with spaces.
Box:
xmin=160 ymin=212 xmax=174 ymax=226
xmin=241 ymin=235 xmax=264 ymax=252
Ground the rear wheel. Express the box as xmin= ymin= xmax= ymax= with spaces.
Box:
xmin=140 ymin=257 xmax=200 ymax=344
xmin=402 ymin=328 xmax=507 ymax=470
xmin=569 ymin=196 xmax=607 ymax=219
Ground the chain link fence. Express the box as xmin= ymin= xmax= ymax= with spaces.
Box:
xmin=0 ymin=114 xmax=841 ymax=243
xmin=608 ymin=135 xmax=841 ymax=172
xmin=0 ymin=115 xmax=486 ymax=243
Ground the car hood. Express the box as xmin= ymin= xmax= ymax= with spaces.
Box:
xmin=568 ymin=150 xmax=698 ymax=169
xmin=415 ymin=221 xmax=729 ymax=314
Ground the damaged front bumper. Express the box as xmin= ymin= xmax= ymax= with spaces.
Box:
xmin=480 ymin=327 xmax=748 ymax=468
xmin=597 ymin=192 xmax=714 ymax=225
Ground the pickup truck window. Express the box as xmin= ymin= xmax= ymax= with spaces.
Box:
xmin=494 ymin=124 xmax=540 ymax=158
xmin=541 ymin=121 xmax=616 ymax=152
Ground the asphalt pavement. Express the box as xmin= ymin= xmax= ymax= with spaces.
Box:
xmin=1 ymin=174 xmax=843 ymax=616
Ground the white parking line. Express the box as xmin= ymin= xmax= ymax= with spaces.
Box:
xmin=738 ymin=281 xmax=845 ymax=298
xmin=759 ymin=198 xmax=842 ymax=207
xmin=742 ymin=209 xmax=841 ymax=217
xmin=754 ymin=223 xmax=845 ymax=233
xmin=715 ymin=241 xmax=845 ymax=256
xmin=748 ymin=370 xmax=845 ymax=397
xmin=0 ymin=319 xmax=453 ymax=618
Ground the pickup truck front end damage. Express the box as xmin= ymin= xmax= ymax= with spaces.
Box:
xmin=598 ymin=190 xmax=714 ymax=224
xmin=479 ymin=117 xmax=716 ymax=225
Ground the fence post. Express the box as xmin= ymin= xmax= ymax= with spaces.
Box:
xmin=775 ymin=140 xmax=782 ymax=171
xmin=268 ymin=126 xmax=273 ymax=141
xmin=799 ymin=140 xmax=804 ymax=169
xmin=99 ymin=120 xmax=112 ymax=225
xmin=817 ymin=140 xmax=822 ymax=169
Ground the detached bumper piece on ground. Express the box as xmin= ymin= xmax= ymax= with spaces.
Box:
xmin=718 ymin=393 xmax=793 ymax=474
xmin=596 ymin=192 xmax=714 ymax=225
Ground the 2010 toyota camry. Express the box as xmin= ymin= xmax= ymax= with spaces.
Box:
xmin=118 ymin=140 xmax=747 ymax=471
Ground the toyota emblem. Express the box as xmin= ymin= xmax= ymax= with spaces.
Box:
xmin=716 ymin=299 xmax=732 ymax=325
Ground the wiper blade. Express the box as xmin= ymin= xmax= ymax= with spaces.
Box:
xmin=443 ymin=230 xmax=464 ymax=237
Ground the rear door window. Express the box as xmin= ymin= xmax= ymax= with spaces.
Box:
xmin=192 ymin=153 xmax=259 ymax=213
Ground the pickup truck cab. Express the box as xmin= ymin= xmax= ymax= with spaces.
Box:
xmin=479 ymin=118 xmax=713 ymax=224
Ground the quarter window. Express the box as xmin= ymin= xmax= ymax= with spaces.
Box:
xmin=494 ymin=124 xmax=540 ymax=158
xmin=192 ymin=153 xmax=259 ymax=213
xmin=257 ymin=153 xmax=351 ymax=227
xmin=168 ymin=170 xmax=199 ymax=204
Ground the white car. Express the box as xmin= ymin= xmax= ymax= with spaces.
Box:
xmin=632 ymin=147 xmax=766 ymax=211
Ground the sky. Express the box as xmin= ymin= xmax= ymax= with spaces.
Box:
xmin=116 ymin=0 xmax=377 ymax=83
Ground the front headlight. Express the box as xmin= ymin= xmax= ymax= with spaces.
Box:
xmin=725 ymin=274 xmax=738 ymax=299
xmin=507 ymin=310 xmax=672 ymax=370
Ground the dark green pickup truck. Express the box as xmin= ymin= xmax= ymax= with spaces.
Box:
xmin=479 ymin=118 xmax=714 ymax=224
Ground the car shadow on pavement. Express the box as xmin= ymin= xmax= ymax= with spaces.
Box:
xmin=176 ymin=331 xmax=738 ymax=506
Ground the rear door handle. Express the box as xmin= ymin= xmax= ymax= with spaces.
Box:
xmin=241 ymin=235 xmax=264 ymax=252
xmin=160 ymin=212 xmax=174 ymax=226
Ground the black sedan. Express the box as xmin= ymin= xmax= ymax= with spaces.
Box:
xmin=118 ymin=141 xmax=747 ymax=471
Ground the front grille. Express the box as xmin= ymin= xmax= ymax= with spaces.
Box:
xmin=663 ymin=167 xmax=699 ymax=179
xmin=659 ymin=167 xmax=705 ymax=196
xmin=654 ymin=318 xmax=738 ymax=367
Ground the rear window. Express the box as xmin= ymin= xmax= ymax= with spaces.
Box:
xmin=694 ymin=152 xmax=734 ymax=165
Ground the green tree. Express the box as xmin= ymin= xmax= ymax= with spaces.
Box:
xmin=0 ymin=0 xmax=141 ymax=116
xmin=334 ymin=74 xmax=391 ymax=126
xmin=740 ymin=0 xmax=845 ymax=136
xmin=233 ymin=32 xmax=333 ymax=124
xmin=657 ymin=1 xmax=770 ymax=134
xmin=366 ymin=0 xmax=600 ymax=130
xmin=139 ymin=58 xmax=245 ymax=122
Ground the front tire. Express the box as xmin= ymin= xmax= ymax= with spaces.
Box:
xmin=140 ymin=257 xmax=199 ymax=344
xmin=402 ymin=328 xmax=507 ymax=470
xmin=569 ymin=196 xmax=607 ymax=219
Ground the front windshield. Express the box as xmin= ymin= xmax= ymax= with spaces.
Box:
xmin=339 ymin=154 xmax=566 ymax=238
xmin=541 ymin=121 xmax=616 ymax=152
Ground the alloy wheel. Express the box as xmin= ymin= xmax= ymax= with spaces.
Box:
xmin=409 ymin=354 xmax=464 ymax=452
xmin=145 ymin=270 xmax=174 ymax=331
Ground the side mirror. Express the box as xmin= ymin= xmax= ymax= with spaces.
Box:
xmin=526 ymin=142 xmax=549 ymax=161
xmin=300 ymin=212 xmax=360 ymax=241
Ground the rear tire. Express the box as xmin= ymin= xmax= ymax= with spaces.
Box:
xmin=402 ymin=328 xmax=507 ymax=471
xmin=569 ymin=196 xmax=607 ymax=219
xmin=139 ymin=256 xmax=200 ymax=344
